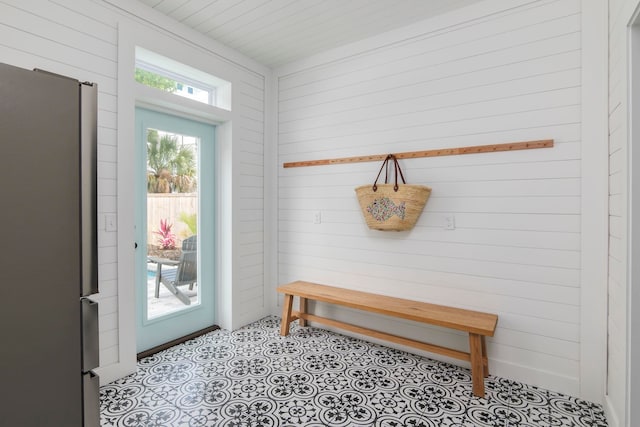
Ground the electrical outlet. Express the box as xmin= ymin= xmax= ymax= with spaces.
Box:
xmin=445 ymin=214 xmax=455 ymax=230
xmin=313 ymin=211 xmax=321 ymax=224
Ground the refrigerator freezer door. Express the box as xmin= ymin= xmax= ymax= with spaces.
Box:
xmin=82 ymin=298 xmax=100 ymax=372
xmin=81 ymin=82 xmax=98 ymax=297
xmin=1 ymin=62 xmax=84 ymax=426
xmin=83 ymin=371 xmax=100 ymax=427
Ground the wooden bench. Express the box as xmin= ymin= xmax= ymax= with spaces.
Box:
xmin=277 ymin=280 xmax=498 ymax=397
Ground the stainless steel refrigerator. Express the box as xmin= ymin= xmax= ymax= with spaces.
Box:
xmin=0 ymin=62 xmax=100 ymax=426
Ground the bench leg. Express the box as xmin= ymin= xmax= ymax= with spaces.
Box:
xmin=469 ymin=333 xmax=485 ymax=397
xmin=299 ymin=297 xmax=308 ymax=327
xmin=280 ymin=294 xmax=294 ymax=336
xmin=481 ymin=335 xmax=489 ymax=377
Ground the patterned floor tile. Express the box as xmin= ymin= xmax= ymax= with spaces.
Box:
xmin=401 ymin=383 xmax=467 ymax=419
xmin=101 ymin=405 xmax=192 ymax=427
xmin=176 ymin=407 xmax=224 ymax=427
xmin=100 ymin=315 xmax=608 ymax=427
xmin=276 ymin=398 xmax=320 ymax=424
xmin=139 ymin=358 xmax=199 ymax=389
xmin=547 ymin=392 xmax=609 ymax=427
xmin=100 ymin=384 xmax=189 ymax=427
xmin=221 ymin=398 xmax=279 ymax=425
xmin=314 ymin=389 xmax=377 ymax=426
xmin=172 ymin=377 xmax=233 ymax=410
xmin=377 ymin=413 xmax=437 ymax=427
xmin=465 ymin=403 xmax=526 ymax=426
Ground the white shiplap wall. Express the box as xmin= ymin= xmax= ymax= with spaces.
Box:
xmin=1 ymin=0 xmax=268 ymax=382
xmin=276 ymin=0 xmax=585 ymax=395
xmin=0 ymin=0 xmax=122 ymax=366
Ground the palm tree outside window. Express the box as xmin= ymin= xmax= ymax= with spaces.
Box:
xmin=146 ymin=129 xmax=197 ymax=194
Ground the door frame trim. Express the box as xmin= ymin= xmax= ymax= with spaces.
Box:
xmin=579 ymin=0 xmax=608 ymax=404
xmin=627 ymin=5 xmax=640 ymax=426
xmin=97 ymin=21 xmax=237 ymax=384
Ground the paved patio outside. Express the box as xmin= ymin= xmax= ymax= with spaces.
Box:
xmin=146 ymin=262 xmax=197 ymax=319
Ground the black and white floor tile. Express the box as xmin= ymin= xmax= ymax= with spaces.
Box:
xmin=100 ymin=316 xmax=608 ymax=426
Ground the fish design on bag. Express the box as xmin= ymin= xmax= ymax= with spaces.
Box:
xmin=367 ymin=197 xmax=406 ymax=222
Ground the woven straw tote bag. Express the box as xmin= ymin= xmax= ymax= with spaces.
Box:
xmin=355 ymin=155 xmax=431 ymax=231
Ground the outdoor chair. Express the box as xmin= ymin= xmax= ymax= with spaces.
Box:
xmin=149 ymin=235 xmax=197 ymax=305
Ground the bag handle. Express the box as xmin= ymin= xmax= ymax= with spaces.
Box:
xmin=372 ymin=155 xmax=392 ymax=192
xmin=372 ymin=154 xmax=407 ymax=192
xmin=392 ymin=155 xmax=406 ymax=191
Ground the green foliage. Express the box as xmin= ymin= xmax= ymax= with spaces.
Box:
xmin=146 ymin=129 xmax=197 ymax=193
xmin=178 ymin=212 xmax=197 ymax=237
xmin=135 ymin=68 xmax=177 ymax=93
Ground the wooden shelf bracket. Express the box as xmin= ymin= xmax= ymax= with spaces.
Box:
xmin=283 ymin=139 xmax=554 ymax=168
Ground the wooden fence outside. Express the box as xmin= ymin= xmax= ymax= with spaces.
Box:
xmin=147 ymin=193 xmax=197 ymax=248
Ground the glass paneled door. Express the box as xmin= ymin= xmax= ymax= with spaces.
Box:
xmin=135 ymin=107 xmax=215 ymax=353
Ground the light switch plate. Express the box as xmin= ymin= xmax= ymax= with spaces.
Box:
xmin=445 ymin=214 xmax=455 ymax=230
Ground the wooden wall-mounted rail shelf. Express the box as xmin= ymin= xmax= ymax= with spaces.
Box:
xmin=282 ymin=139 xmax=554 ymax=168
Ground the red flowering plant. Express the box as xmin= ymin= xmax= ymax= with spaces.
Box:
xmin=154 ymin=219 xmax=176 ymax=249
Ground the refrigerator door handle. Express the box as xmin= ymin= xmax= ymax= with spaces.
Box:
xmin=80 ymin=82 xmax=98 ymax=297
xmin=81 ymin=298 xmax=100 ymax=372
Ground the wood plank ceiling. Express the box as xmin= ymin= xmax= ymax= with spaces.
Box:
xmin=137 ymin=0 xmax=483 ymax=68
